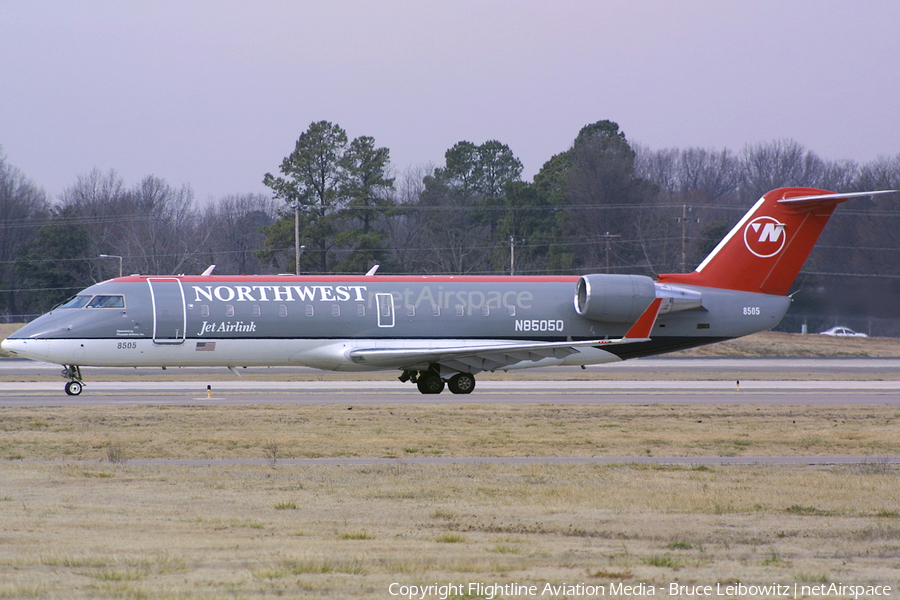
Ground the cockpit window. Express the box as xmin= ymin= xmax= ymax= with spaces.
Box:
xmin=58 ymin=295 xmax=92 ymax=309
xmin=86 ymin=295 xmax=125 ymax=309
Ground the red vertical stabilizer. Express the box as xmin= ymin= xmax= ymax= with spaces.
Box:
xmin=657 ymin=187 xmax=885 ymax=295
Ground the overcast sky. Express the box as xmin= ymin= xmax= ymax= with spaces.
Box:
xmin=2 ymin=1 xmax=899 ymax=203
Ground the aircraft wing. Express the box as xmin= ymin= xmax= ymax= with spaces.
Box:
xmin=348 ymin=298 xmax=662 ymax=372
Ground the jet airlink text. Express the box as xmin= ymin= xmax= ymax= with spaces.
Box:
xmin=198 ymin=321 xmax=257 ymax=336
xmin=192 ymin=285 xmax=536 ymax=311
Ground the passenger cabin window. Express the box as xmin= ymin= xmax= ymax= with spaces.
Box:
xmin=86 ymin=295 xmax=125 ymax=309
xmin=432 ymin=304 xmax=440 ymax=317
xmin=507 ymin=305 xmax=516 ymax=317
xmin=305 ymin=305 xmax=314 ymax=317
xmin=252 ymin=305 xmax=261 ymax=317
xmin=332 ymin=305 xmax=341 ymax=317
xmin=455 ymin=305 xmax=464 ymax=317
xmin=201 ymin=305 xmax=210 ymax=317
xmin=225 ymin=305 xmax=235 ymax=317
xmin=407 ymin=306 xmax=415 ymax=317
xmin=357 ymin=305 xmax=366 ymax=317
xmin=279 ymin=305 xmax=288 ymax=317
xmin=481 ymin=306 xmax=490 ymax=317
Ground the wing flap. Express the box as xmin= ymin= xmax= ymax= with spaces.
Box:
xmin=348 ymin=297 xmax=663 ymax=372
xmin=348 ymin=340 xmax=586 ymax=369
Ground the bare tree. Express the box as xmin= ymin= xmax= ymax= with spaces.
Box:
xmin=740 ymin=139 xmax=824 ymax=200
xmin=633 ymin=145 xmax=679 ymax=195
xmin=58 ymin=169 xmax=129 ymax=257
xmin=59 ymin=171 xmax=201 ymax=277
xmin=384 ymin=164 xmax=432 ymax=272
xmin=0 ymin=150 xmax=50 ymax=316
xmin=122 ymin=175 xmax=199 ymax=275
xmin=198 ymin=193 xmax=279 ymax=274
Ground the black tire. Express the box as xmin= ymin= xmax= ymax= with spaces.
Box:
xmin=448 ymin=373 xmax=476 ymax=394
xmin=65 ymin=381 xmax=83 ymax=396
xmin=416 ymin=372 xmax=445 ymax=394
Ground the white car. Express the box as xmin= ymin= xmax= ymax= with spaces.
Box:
xmin=820 ymin=326 xmax=868 ymax=338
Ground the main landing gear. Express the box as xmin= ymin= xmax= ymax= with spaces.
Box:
xmin=62 ymin=365 xmax=84 ymax=396
xmin=399 ymin=368 xmax=476 ymax=395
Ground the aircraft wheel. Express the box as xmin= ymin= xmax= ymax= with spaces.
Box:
xmin=65 ymin=381 xmax=83 ymax=396
xmin=416 ymin=372 xmax=445 ymax=394
xmin=448 ymin=373 xmax=476 ymax=394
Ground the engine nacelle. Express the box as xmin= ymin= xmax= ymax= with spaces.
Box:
xmin=574 ymin=275 xmax=704 ymax=323
xmin=574 ymin=274 xmax=657 ymax=323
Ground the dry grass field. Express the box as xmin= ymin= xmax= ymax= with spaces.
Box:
xmin=2 ymin=460 xmax=900 ymax=599
xmin=3 ymin=404 xmax=900 ymax=461
xmin=1 ymin=404 xmax=900 ymax=598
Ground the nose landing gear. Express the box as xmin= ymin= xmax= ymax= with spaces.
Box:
xmin=62 ymin=365 xmax=84 ymax=396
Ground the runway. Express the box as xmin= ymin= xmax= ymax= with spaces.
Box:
xmin=4 ymin=356 xmax=900 ymax=377
xmin=14 ymin=455 xmax=900 ymax=467
xmin=2 ymin=378 xmax=900 ymax=407
xmin=3 ymin=357 xmax=899 ymax=466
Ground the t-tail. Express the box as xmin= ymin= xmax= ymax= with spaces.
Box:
xmin=657 ymin=187 xmax=896 ymax=295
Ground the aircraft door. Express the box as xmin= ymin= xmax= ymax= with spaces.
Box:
xmin=148 ymin=278 xmax=187 ymax=344
xmin=375 ymin=293 xmax=395 ymax=328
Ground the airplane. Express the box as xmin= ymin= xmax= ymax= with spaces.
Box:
xmin=2 ymin=187 xmax=895 ymax=396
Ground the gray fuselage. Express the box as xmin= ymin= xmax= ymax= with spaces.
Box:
xmin=4 ymin=274 xmax=790 ymax=370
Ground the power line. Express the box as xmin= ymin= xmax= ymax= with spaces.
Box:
xmin=5 ymin=199 xmax=900 ymax=232
xmin=801 ymin=271 xmax=900 ymax=280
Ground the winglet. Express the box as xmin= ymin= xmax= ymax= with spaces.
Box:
xmin=623 ymin=297 xmax=663 ymax=340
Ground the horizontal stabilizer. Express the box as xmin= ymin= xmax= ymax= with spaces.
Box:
xmin=777 ymin=189 xmax=896 ymax=208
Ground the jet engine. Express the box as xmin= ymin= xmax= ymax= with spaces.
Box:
xmin=574 ymin=274 xmax=703 ymax=323
xmin=574 ymin=274 xmax=656 ymax=323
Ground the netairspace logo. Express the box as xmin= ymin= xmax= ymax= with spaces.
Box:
xmin=387 ymin=581 xmax=894 ymax=599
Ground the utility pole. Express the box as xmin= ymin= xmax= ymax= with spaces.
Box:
xmin=294 ymin=203 xmax=300 ymax=275
xmin=598 ymin=233 xmax=620 ymax=273
xmin=675 ymin=205 xmax=700 ymax=273
xmin=290 ymin=202 xmax=302 ymax=275
xmin=509 ymin=236 xmax=525 ymax=275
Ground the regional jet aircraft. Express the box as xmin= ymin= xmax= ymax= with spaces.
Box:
xmin=2 ymin=187 xmax=894 ymax=395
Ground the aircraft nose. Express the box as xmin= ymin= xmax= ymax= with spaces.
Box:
xmin=1 ymin=337 xmax=20 ymax=355
xmin=1 ymin=337 xmax=49 ymax=359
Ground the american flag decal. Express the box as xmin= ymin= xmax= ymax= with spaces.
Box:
xmin=195 ymin=342 xmax=216 ymax=351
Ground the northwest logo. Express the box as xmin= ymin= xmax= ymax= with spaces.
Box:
xmin=743 ymin=216 xmax=786 ymax=258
